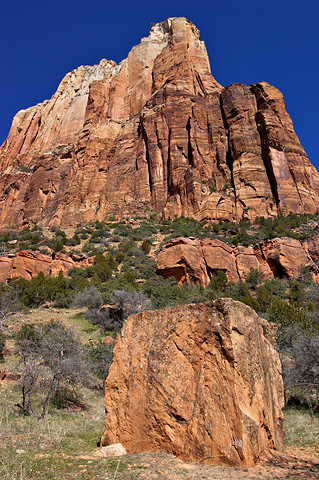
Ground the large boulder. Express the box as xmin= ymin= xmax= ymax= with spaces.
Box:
xmin=101 ymin=299 xmax=284 ymax=466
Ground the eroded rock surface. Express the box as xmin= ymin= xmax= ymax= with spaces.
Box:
xmin=156 ymin=236 xmax=315 ymax=285
xmin=0 ymin=17 xmax=318 ymax=230
xmin=0 ymin=250 xmax=92 ymax=282
xmin=0 ymin=233 xmax=316 ymax=284
xmin=101 ymin=299 xmax=285 ymax=466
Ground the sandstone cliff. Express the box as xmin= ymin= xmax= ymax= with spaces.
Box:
xmin=101 ymin=299 xmax=285 ymax=466
xmin=1 ymin=17 xmax=318 ymax=230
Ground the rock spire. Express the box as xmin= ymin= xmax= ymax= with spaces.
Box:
xmin=0 ymin=17 xmax=318 ymax=229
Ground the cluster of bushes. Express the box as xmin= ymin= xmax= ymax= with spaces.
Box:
xmin=207 ymin=212 xmax=319 ymax=246
xmin=73 ymin=287 xmax=152 ymax=332
xmin=14 ymin=320 xmax=113 ymax=416
xmin=2 ymin=211 xmax=319 ymax=260
xmin=0 ymin=225 xmax=45 ymax=252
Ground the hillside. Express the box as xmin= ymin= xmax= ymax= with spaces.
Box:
xmin=1 ymin=16 xmax=319 ymax=479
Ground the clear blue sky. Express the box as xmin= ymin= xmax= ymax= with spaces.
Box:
xmin=1 ymin=0 xmax=318 ymax=170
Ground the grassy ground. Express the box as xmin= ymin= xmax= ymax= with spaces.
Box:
xmin=1 ymin=387 xmax=319 ymax=480
xmin=284 ymin=407 xmax=319 ymax=447
xmin=1 ymin=309 xmax=319 ymax=480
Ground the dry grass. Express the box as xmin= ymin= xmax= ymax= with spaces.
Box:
xmin=284 ymin=407 xmax=319 ymax=447
xmin=1 ymin=381 xmax=319 ymax=480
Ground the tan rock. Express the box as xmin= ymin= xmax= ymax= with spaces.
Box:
xmin=156 ymin=237 xmax=260 ymax=286
xmin=101 ymin=299 xmax=285 ymax=466
xmin=257 ymin=237 xmax=311 ymax=278
xmin=234 ymin=245 xmax=262 ymax=280
xmin=103 ymin=336 xmax=117 ymax=346
xmin=252 ymin=82 xmax=319 ymax=215
xmin=0 ymin=372 xmax=21 ymax=381
xmin=202 ymin=238 xmax=239 ymax=283
xmin=0 ymin=250 xmax=90 ymax=282
xmin=156 ymin=237 xmax=208 ymax=285
xmin=156 ymin=235 xmax=319 ymax=285
xmin=0 ymin=257 xmax=12 ymax=282
xmin=221 ymin=84 xmax=277 ymax=221
xmin=93 ymin=443 xmax=127 ymax=458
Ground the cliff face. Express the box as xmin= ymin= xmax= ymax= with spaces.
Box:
xmin=1 ymin=17 xmax=318 ymax=230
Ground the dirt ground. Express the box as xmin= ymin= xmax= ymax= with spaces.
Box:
xmin=100 ymin=446 xmax=319 ymax=480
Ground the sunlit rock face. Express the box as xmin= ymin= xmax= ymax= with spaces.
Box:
xmin=101 ymin=299 xmax=285 ymax=466
xmin=0 ymin=17 xmax=318 ymax=230
xmin=155 ymin=236 xmax=314 ymax=286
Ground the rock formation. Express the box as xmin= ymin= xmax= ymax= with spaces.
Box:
xmin=0 ymin=17 xmax=318 ymax=230
xmin=101 ymin=299 xmax=285 ymax=466
xmin=0 ymin=250 xmax=93 ymax=282
xmin=156 ymin=236 xmax=317 ymax=286
xmin=0 ymin=233 xmax=317 ymax=283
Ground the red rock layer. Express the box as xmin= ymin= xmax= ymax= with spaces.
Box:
xmin=0 ymin=233 xmax=315 ymax=285
xmin=156 ymin=236 xmax=316 ymax=286
xmin=101 ymin=299 xmax=285 ymax=466
xmin=0 ymin=17 xmax=318 ymax=230
xmin=0 ymin=250 xmax=92 ymax=282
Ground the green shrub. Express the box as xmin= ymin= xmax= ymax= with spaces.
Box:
xmin=256 ymin=285 xmax=272 ymax=312
xmin=66 ymin=234 xmax=81 ymax=246
xmin=263 ymin=278 xmax=287 ymax=298
xmin=93 ymin=253 xmax=112 ymax=282
xmin=86 ymin=340 xmax=113 ymax=388
xmin=141 ymin=239 xmax=151 ymax=254
xmin=142 ymin=276 xmax=205 ymax=309
xmin=0 ymin=332 xmax=6 ymax=361
xmin=208 ymin=270 xmax=228 ymax=292
xmin=15 ymin=321 xmax=87 ymax=416
xmin=225 ymin=280 xmax=250 ymax=302
xmin=246 ymin=268 xmax=264 ymax=290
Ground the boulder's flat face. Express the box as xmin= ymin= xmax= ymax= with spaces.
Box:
xmin=101 ymin=299 xmax=285 ymax=467
xmin=0 ymin=17 xmax=318 ymax=229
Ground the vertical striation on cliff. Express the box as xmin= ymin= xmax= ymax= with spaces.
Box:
xmin=0 ymin=17 xmax=318 ymax=229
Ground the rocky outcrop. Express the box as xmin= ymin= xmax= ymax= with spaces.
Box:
xmin=156 ymin=236 xmax=315 ymax=285
xmin=0 ymin=233 xmax=316 ymax=284
xmin=0 ymin=250 xmax=92 ymax=282
xmin=101 ymin=299 xmax=285 ymax=466
xmin=0 ymin=17 xmax=318 ymax=230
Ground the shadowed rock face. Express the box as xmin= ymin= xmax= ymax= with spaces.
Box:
xmin=1 ymin=17 xmax=318 ymax=230
xmin=101 ymin=299 xmax=285 ymax=466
